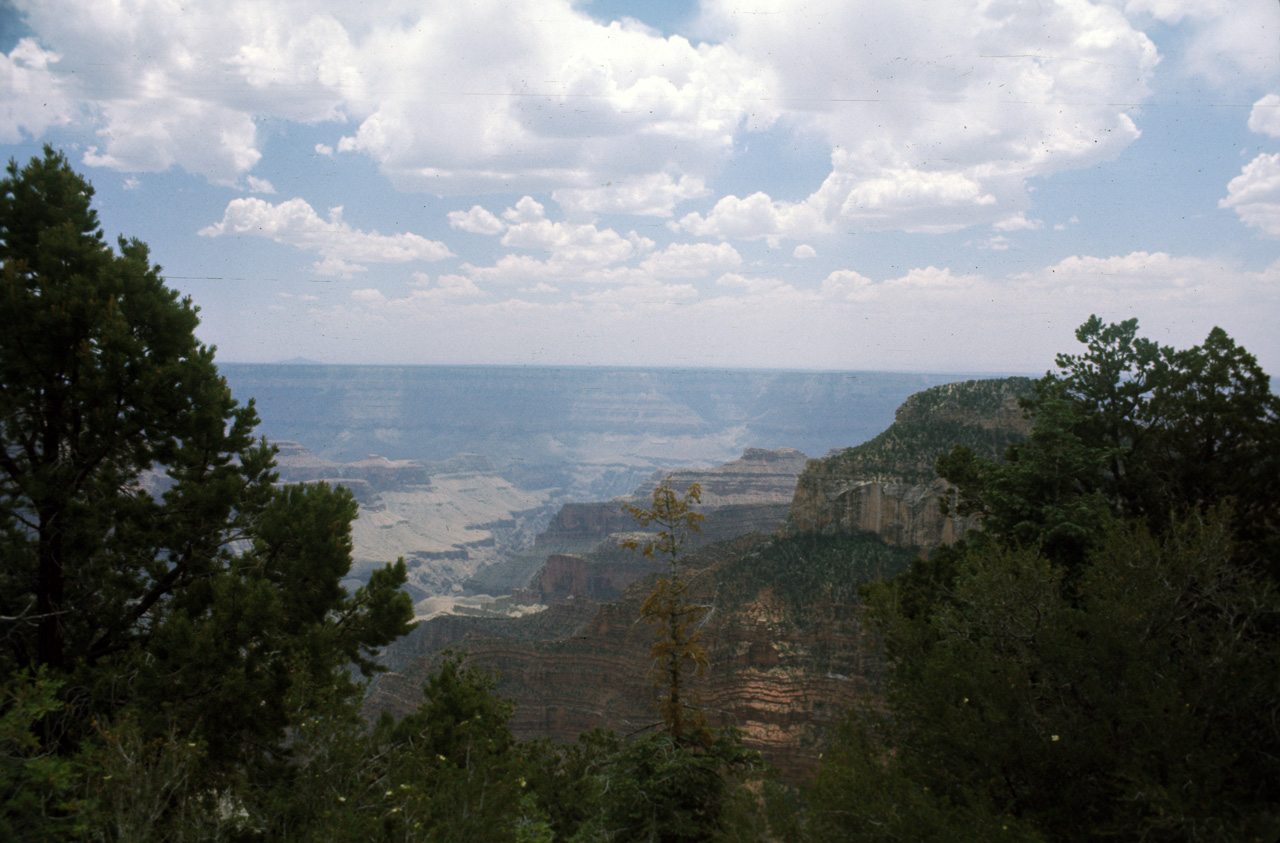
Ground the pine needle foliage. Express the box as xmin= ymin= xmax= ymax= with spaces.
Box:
xmin=622 ymin=479 xmax=709 ymax=742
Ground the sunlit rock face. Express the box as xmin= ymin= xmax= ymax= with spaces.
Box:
xmin=780 ymin=377 xmax=1035 ymax=553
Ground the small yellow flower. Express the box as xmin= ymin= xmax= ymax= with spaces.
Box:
xmin=1051 ymin=735 xmax=1060 ymax=742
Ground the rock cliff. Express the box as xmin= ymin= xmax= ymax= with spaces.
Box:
xmin=465 ymin=448 xmax=807 ymax=596
xmin=368 ymin=531 xmax=916 ymax=782
xmin=368 ymin=377 xmax=1035 ymax=781
xmin=780 ymin=377 xmax=1034 ymax=552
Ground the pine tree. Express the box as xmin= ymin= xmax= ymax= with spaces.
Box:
xmin=622 ymin=479 xmax=708 ymax=741
xmin=0 ymin=148 xmax=414 ymax=784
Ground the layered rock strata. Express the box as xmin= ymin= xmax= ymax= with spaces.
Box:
xmin=780 ymin=377 xmax=1034 ymax=552
xmin=369 ymin=532 xmax=914 ymax=782
xmin=465 ymin=448 xmax=807 ymax=595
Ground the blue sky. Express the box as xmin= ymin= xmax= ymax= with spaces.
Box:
xmin=2 ymin=0 xmax=1278 ymax=373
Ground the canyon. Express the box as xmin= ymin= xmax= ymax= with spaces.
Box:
xmin=364 ymin=376 xmax=1035 ymax=780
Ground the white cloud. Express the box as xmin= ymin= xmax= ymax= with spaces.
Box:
xmin=993 ymin=214 xmax=1043 ymax=232
xmin=696 ymin=0 xmax=1157 ymax=233
xmin=1248 ymin=94 xmax=1280 ymax=138
xmin=520 ymin=282 xmax=559 ymax=294
xmin=793 ymin=244 xmax=816 ymax=260
xmin=552 ymin=172 xmax=708 ymax=217
xmin=200 ymin=197 xmax=454 ymax=276
xmin=11 ymin=0 xmax=1169 ymax=234
xmin=252 ymin=250 xmax=1279 ymax=374
xmin=639 ymin=242 xmax=741 ymax=278
xmin=327 ymin=2 xmax=773 ymax=194
xmin=83 ymin=98 xmax=263 ymax=185
xmin=0 ymin=38 xmax=76 ymax=142
xmin=245 ymin=175 xmax=276 ymax=194
xmin=1220 ymin=153 xmax=1280 ymax=237
xmin=448 ymin=205 xmax=506 ymax=235
xmin=677 ymin=191 xmax=829 ymax=242
xmin=1124 ymin=0 xmax=1279 ymax=85
xmin=499 ymin=197 xmax=649 ymax=266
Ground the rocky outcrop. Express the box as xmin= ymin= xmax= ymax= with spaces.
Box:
xmin=469 ymin=448 xmax=807 ymax=595
xmin=368 ymin=532 xmax=915 ymax=782
xmin=529 ymin=553 xmax=664 ymax=603
xmin=784 ymin=475 xmax=972 ymax=549
xmin=628 ymin=447 xmax=810 ymax=507
xmin=780 ymin=377 xmax=1034 ymax=553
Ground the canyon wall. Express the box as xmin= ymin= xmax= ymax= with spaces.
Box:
xmin=368 ymin=377 xmax=1036 ymax=780
xmin=779 ymin=377 xmax=1035 ymax=553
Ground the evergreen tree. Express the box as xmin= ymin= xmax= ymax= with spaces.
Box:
xmin=807 ymin=318 xmax=1280 ymax=841
xmin=622 ymin=479 xmax=709 ymax=740
xmin=0 ymin=148 xmax=414 ymax=792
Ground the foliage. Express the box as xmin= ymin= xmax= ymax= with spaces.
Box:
xmin=244 ymin=653 xmax=550 ymax=842
xmin=0 ymin=147 xmax=415 ymax=835
xmin=0 ymin=670 xmax=83 ymax=842
xmin=833 ymin=377 xmax=1033 ymax=484
xmin=938 ymin=316 xmax=1280 ymax=572
xmin=715 ymin=531 xmax=916 ymax=622
xmin=583 ymin=728 xmax=763 ymax=843
xmin=623 ymin=480 xmax=710 ymax=741
xmin=806 ymin=317 xmax=1280 ymax=841
xmin=822 ymin=510 xmax=1280 ymax=841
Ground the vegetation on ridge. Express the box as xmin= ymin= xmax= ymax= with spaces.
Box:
xmin=826 ymin=376 xmax=1035 ymax=484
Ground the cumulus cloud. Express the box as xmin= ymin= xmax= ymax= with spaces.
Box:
xmin=552 ymin=172 xmax=708 ymax=217
xmin=326 ymin=2 xmax=772 ymax=194
xmin=499 ymin=197 xmax=650 ymax=266
xmin=793 ymin=244 xmax=816 ymax=259
xmin=1124 ymin=0 xmax=1279 ymax=85
xmin=994 ymin=214 xmax=1043 ymax=232
xmin=200 ymin=197 xmax=454 ymax=276
xmin=248 ymin=248 xmax=1279 ymax=374
xmin=244 ymin=175 xmax=276 ymax=194
xmin=0 ymin=38 xmax=76 ymax=141
xmin=1249 ymin=94 xmax=1280 ymax=138
xmin=696 ymin=0 xmax=1156 ymax=234
xmin=677 ymin=192 xmax=829 ymax=242
xmin=1221 ymin=153 xmax=1280 ymax=237
xmin=448 ymin=205 xmax=506 ymax=235
xmin=11 ymin=0 xmax=1168 ymax=234
xmin=638 ymin=242 xmax=742 ymax=278
xmin=82 ymin=98 xmax=263 ymax=185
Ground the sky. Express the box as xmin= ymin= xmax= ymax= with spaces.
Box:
xmin=1 ymin=0 xmax=1278 ymax=374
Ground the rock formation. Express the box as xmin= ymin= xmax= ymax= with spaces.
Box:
xmin=779 ymin=377 xmax=1034 ymax=552
xmin=368 ymin=377 xmax=1035 ymax=781
xmin=369 ymin=532 xmax=916 ymax=782
xmin=465 ymin=447 xmax=808 ymax=597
